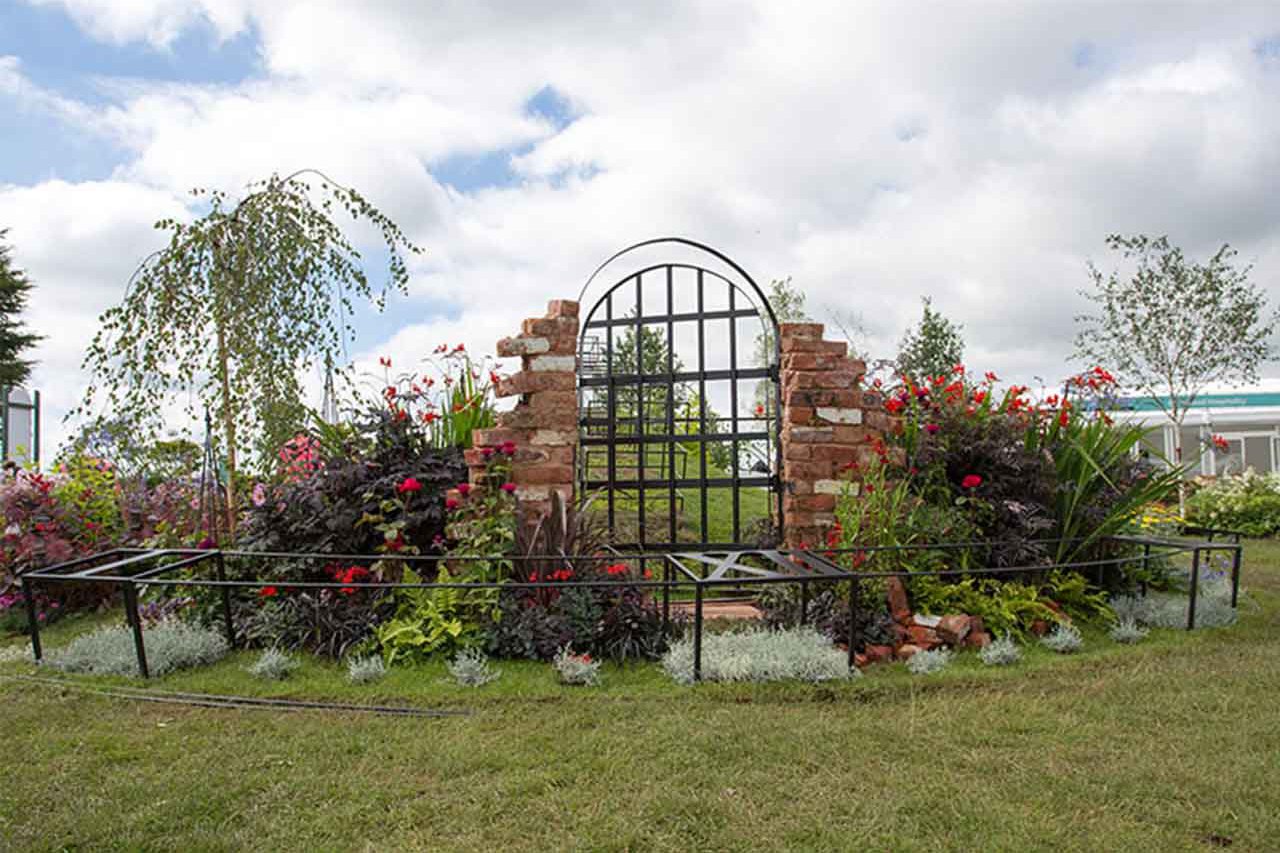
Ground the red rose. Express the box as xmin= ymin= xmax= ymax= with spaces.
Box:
xmin=446 ymin=497 xmax=460 ymax=510
xmin=457 ymin=482 xmax=472 ymax=496
xmin=500 ymin=482 xmax=517 ymax=494
xmin=961 ymin=474 xmax=982 ymax=490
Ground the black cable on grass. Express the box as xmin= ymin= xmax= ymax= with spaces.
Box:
xmin=0 ymin=674 xmax=470 ymax=718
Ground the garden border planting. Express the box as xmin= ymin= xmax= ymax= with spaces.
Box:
xmin=19 ymin=532 xmax=1242 ymax=682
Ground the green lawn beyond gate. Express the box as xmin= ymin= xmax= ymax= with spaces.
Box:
xmin=1 ymin=541 xmax=1279 ymax=851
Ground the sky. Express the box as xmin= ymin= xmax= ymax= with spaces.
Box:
xmin=3 ymin=0 xmax=1280 ymax=459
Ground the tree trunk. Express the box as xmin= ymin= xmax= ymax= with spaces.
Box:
xmin=1173 ymin=422 xmax=1186 ymax=517
xmin=216 ymin=319 xmax=238 ymax=539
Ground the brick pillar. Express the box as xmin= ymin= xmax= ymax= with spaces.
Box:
xmin=469 ymin=299 xmax=579 ymax=523
xmin=779 ymin=322 xmax=893 ymax=549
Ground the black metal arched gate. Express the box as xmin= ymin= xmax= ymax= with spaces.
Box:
xmin=576 ymin=239 xmax=783 ymax=550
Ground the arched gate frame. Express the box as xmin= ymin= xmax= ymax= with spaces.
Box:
xmin=576 ymin=239 xmax=783 ymax=550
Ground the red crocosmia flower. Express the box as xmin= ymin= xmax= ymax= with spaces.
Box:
xmin=397 ymin=476 xmax=422 ymax=494
xmin=1058 ymin=409 xmax=1070 ymax=427
xmin=1212 ymin=434 xmax=1229 ymax=452
xmin=422 ymin=411 xmax=440 ymax=424
xmin=961 ymin=474 xmax=983 ymax=490
xmin=378 ymin=356 xmax=391 ymax=368
xmin=259 ymin=586 xmax=278 ymax=598
xmin=643 ymin=569 xmax=653 ymax=579
xmin=924 ymin=423 xmax=940 ymax=435
xmin=973 ymin=390 xmax=987 ymax=404
xmin=984 ymin=371 xmax=999 ymax=383
xmin=500 ymin=482 xmax=517 ymax=494
xmin=885 ymin=398 xmax=905 ymax=414
xmin=754 ymin=404 xmax=765 ymax=416
xmin=384 ymin=385 xmax=397 ymax=399
xmin=446 ymin=497 xmax=460 ymax=510
xmin=489 ymin=371 xmax=502 ymax=385
xmin=952 ymin=364 xmax=965 ymax=374
xmin=453 ymin=343 xmax=466 ymax=353
xmin=457 ymin=482 xmax=472 ymax=496
xmin=340 ymin=586 xmax=356 ymax=596
xmin=604 ymin=563 xmax=628 ymax=576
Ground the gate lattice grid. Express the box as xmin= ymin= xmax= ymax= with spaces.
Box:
xmin=577 ymin=244 xmax=783 ymax=551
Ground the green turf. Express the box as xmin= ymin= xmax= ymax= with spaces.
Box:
xmin=1 ymin=542 xmax=1278 ymax=851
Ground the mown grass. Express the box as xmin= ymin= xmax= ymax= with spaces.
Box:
xmin=1 ymin=541 xmax=1278 ymax=851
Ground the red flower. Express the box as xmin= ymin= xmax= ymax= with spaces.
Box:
xmin=754 ymin=404 xmax=765 ymax=417
xmin=378 ymin=356 xmax=391 ymax=368
xmin=422 ymin=411 xmax=439 ymax=424
xmin=457 ymin=482 xmax=472 ymax=496
xmin=1212 ymin=434 xmax=1229 ymax=452
xmin=500 ymin=482 xmax=517 ymax=494
xmin=397 ymin=476 xmax=422 ymax=494
xmin=446 ymin=497 xmax=460 ymax=510
xmin=500 ymin=440 xmax=517 ymax=456
xmin=885 ymin=398 xmax=905 ymax=414
xmin=961 ymin=474 xmax=982 ymax=490
xmin=604 ymin=563 xmax=628 ymax=576
xmin=580 ymin=654 xmax=592 ymax=664
xmin=480 ymin=446 xmax=495 ymax=459
xmin=924 ymin=423 xmax=940 ymax=435
xmin=984 ymin=371 xmax=999 ymax=383
xmin=259 ymin=586 xmax=278 ymax=598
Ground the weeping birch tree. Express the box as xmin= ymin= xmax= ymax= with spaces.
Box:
xmin=75 ymin=170 xmax=422 ymax=534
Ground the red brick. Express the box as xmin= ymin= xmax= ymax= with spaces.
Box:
xmin=546 ymin=299 xmax=579 ymax=319
xmin=787 ymin=406 xmax=815 ymax=425
xmin=779 ymin=322 xmax=824 ymax=340
xmin=510 ymin=464 xmax=575 ymax=485
xmin=496 ymin=371 xmax=575 ymax=398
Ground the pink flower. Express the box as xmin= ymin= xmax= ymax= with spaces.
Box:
xmin=446 ymin=497 xmax=460 ymax=510
xmin=500 ymin=482 xmax=517 ymax=494
xmin=961 ymin=474 xmax=982 ymax=490
xmin=457 ymin=482 xmax=472 ymax=496
xmin=397 ymin=476 xmax=422 ymax=494
xmin=924 ymin=423 xmax=940 ymax=435
xmin=500 ymin=440 xmax=517 ymax=456
xmin=251 ymin=482 xmax=267 ymax=507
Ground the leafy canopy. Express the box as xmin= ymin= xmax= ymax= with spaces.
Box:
xmin=75 ymin=170 xmax=422 ymax=469
xmin=1074 ymin=234 xmax=1278 ymax=450
xmin=897 ymin=297 xmax=965 ymax=382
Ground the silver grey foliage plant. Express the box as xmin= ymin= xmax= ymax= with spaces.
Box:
xmin=1109 ymin=618 xmax=1149 ymax=644
xmin=45 ymin=620 xmax=228 ymax=678
xmin=247 ymin=648 xmax=300 ymax=681
xmin=661 ymin=627 xmax=859 ymax=686
xmin=906 ymin=648 xmax=951 ymax=675
xmin=978 ymin=635 xmax=1022 ymax=666
xmin=346 ymin=655 xmax=387 ymax=685
xmin=553 ymin=646 xmax=601 ymax=686
xmin=447 ymin=649 xmax=500 ymax=687
xmin=1040 ymin=624 xmax=1083 ymax=654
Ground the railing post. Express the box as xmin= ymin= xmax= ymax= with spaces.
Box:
xmin=1140 ymin=542 xmax=1151 ymax=597
xmin=799 ymin=578 xmax=809 ymax=627
xmin=846 ymin=577 xmax=860 ymax=670
xmin=693 ymin=583 xmax=704 ymax=683
xmin=1186 ymin=547 xmax=1200 ymax=631
xmin=21 ymin=576 xmax=41 ymax=662
xmin=215 ymin=551 xmax=236 ymax=648
xmin=123 ymin=582 xmax=149 ymax=679
xmin=1230 ymin=543 xmax=1242 ymax=609
xmin=661 ymin=559 xmax=671 ymax=631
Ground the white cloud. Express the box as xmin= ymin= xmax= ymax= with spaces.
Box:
xmin=7 ymin=0 xmax=1280 ymax=460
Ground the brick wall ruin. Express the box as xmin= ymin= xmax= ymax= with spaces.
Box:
xmin=468 ymin=299 xmax=580 ymax=524
xmin=778 ymin=322 xmax=893 ymax=549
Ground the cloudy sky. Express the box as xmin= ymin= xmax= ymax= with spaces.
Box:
xmin=3 ymin=0 xmax=1280 ymax=457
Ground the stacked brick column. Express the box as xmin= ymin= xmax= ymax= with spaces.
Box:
xmin=468 ymin=300 xmax=579 ymax=523
xmin=779 ymin=322 xmax=893 ymax=549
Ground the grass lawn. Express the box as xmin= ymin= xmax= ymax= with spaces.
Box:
xmin=1 ymin=541 xmax=1278 ymax=851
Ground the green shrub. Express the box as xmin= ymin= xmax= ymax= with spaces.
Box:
xmin=1186 ymin=471 xmax=1280 ymax=536
xmin=661 ymin=627 xmax=858 ymax=686
xmin=45 ymin=620 xmax=228 ymax=677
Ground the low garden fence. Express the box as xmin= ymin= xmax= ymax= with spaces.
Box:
xmin=18 ymin=532 xmax=1242 ymax=681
